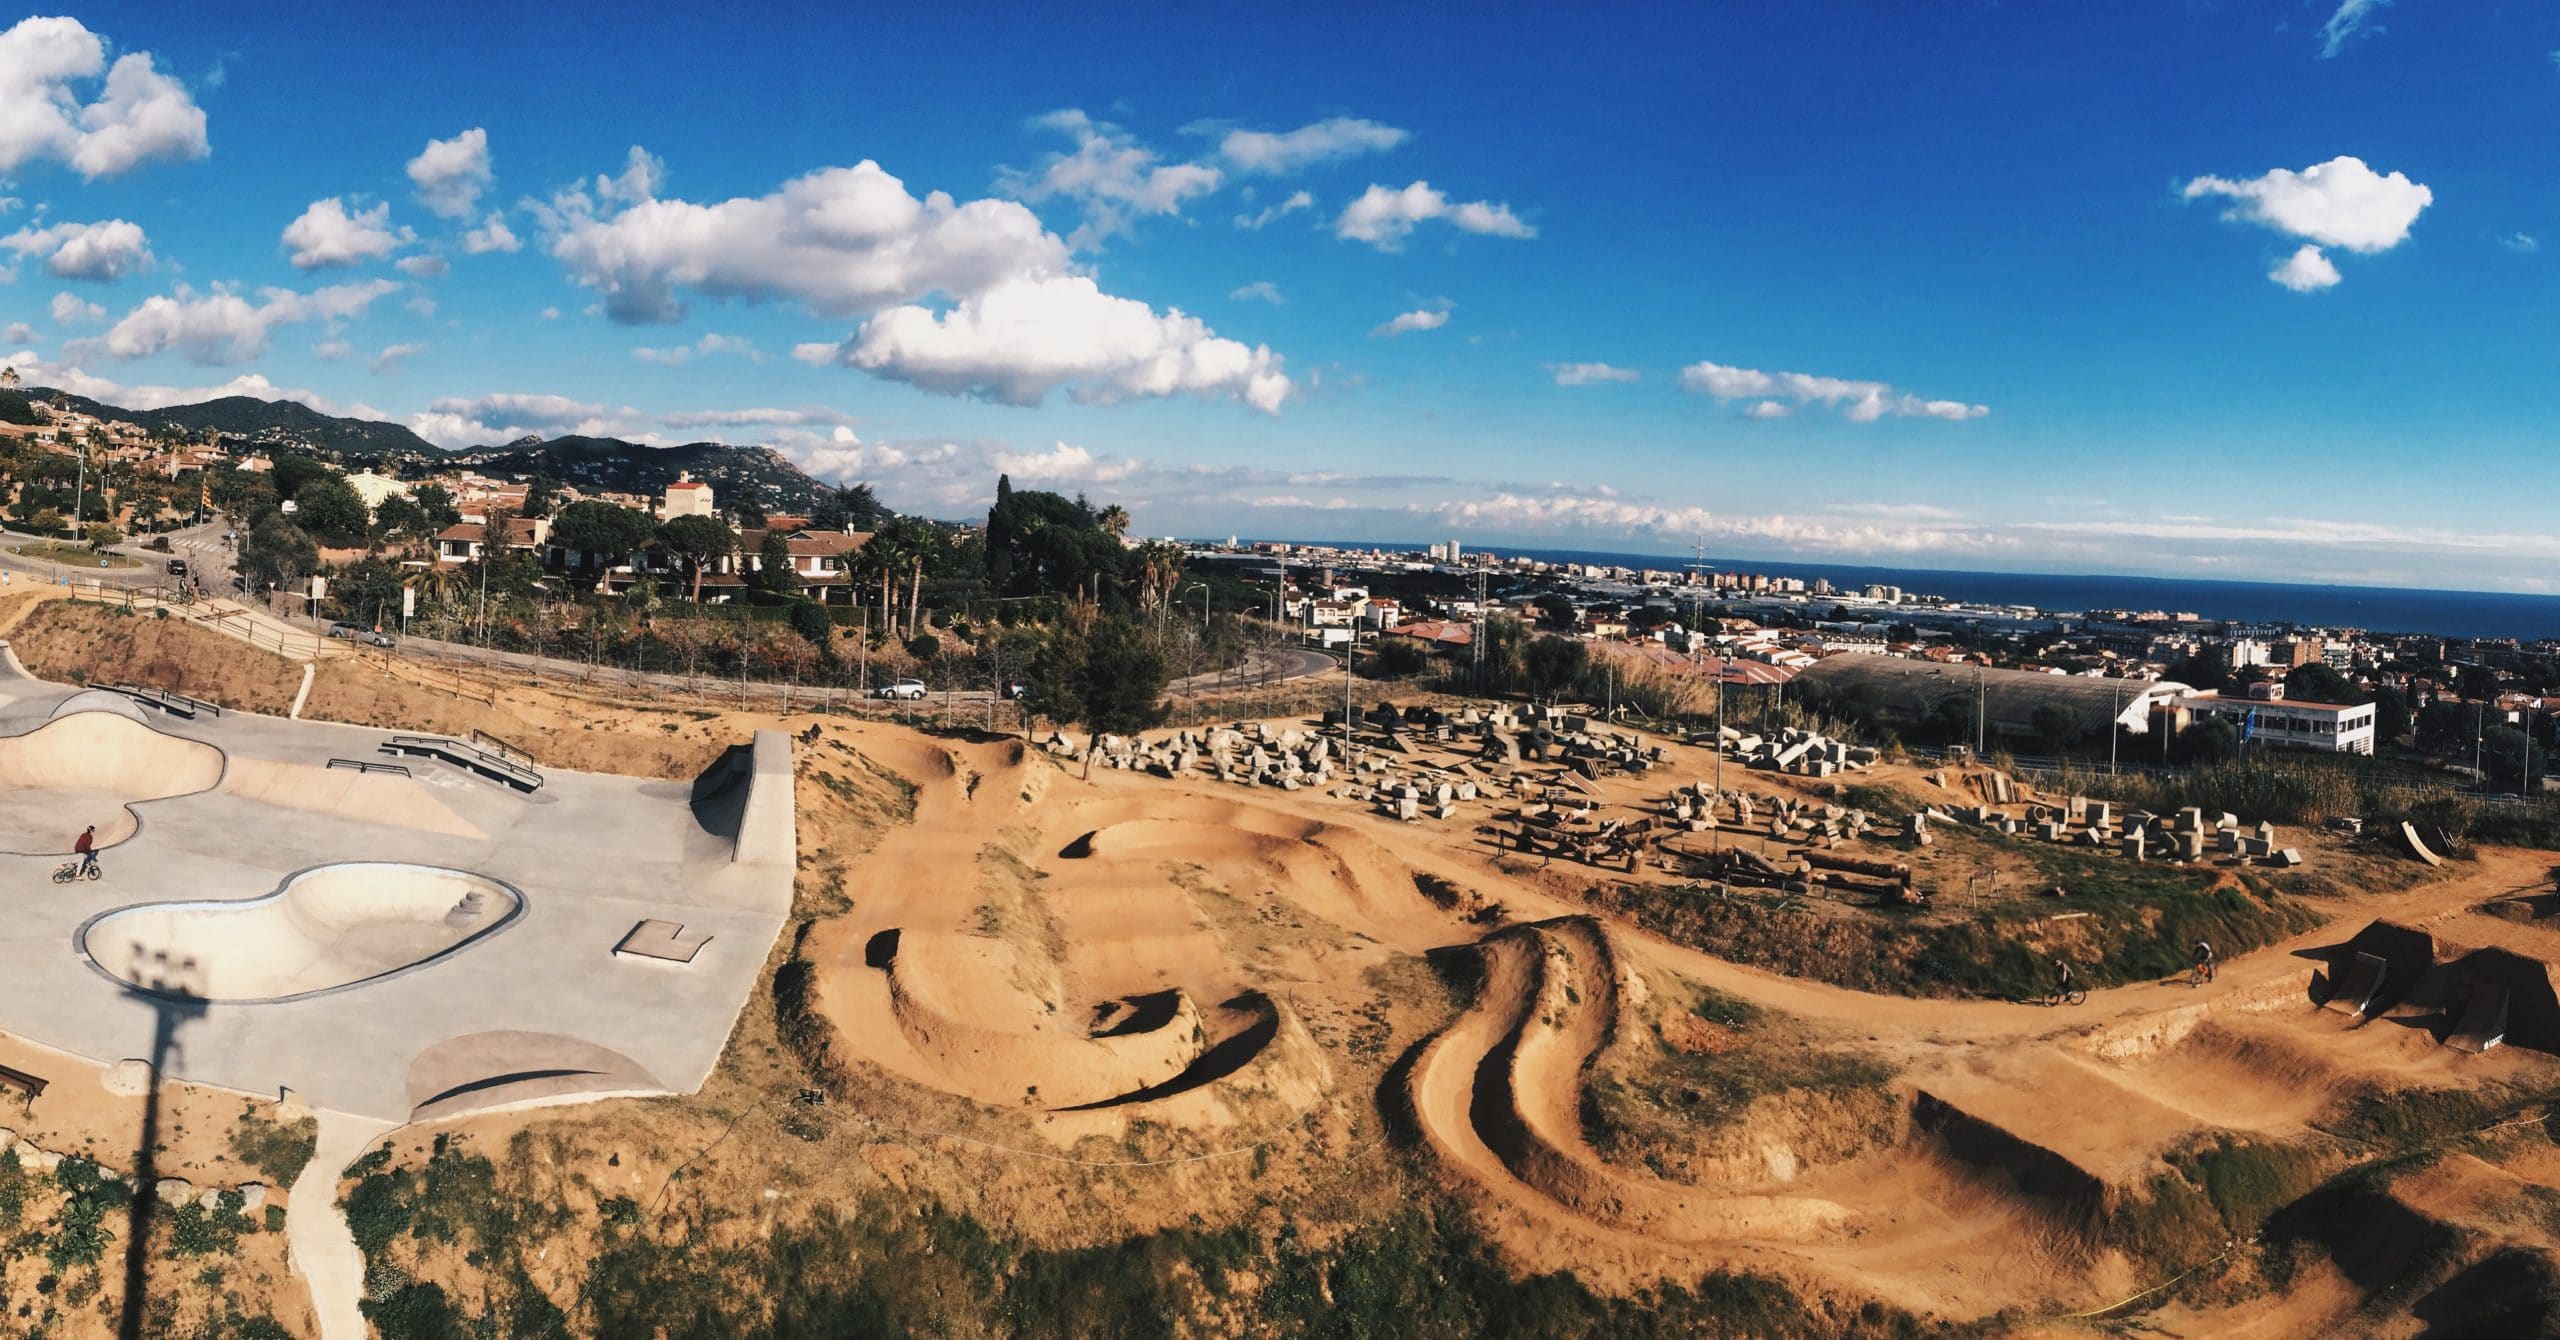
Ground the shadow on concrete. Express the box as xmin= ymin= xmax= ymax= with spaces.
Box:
xmin=108 ymin=944 xmax=209 ymax=1340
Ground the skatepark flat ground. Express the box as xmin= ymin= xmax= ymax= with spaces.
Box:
xmin=0 ymin=657 xmax=793 ymax=1124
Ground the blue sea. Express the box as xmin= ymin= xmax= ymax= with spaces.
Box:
xmin=1281 ymin=543 xmax=2560 ymax=643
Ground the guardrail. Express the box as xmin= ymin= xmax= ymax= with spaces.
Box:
xmin=378 ymin=734 xmax=543 ymax=793
xmin=105 ymin=683 xmax=223 ymax=719
xmin=326 ymin=757 xmax=411 ymax=777
xmin=468 ymin=727 xmax=535 ymax=766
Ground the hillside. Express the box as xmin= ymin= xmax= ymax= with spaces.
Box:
xmin=29 ymin=387 xmax=440 ymax=459
xmin=23 ymin=388 xmax=835 ymax=512
xmin=449 ymin=434 xmax=832 ymax=512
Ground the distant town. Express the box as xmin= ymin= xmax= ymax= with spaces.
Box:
xmin=1206 ymin=536 xmax=2554 ymax=786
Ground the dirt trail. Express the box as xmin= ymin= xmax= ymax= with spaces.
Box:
xmin=795 ymin=714 xmax=2560 ymax=1321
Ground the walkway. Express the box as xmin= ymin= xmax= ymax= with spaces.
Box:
xmin=287 ymin=1111 xmax=394 ymax=1340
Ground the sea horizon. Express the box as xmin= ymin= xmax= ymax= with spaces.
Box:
xmin=1237 ymin=540 xmax=2560 ymax=643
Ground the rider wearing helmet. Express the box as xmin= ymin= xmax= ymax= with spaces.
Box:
xmin=73 ymin=825 xmax=98 ymax=877
xmin=2192 ymin=938 xmax=2216 ymax=985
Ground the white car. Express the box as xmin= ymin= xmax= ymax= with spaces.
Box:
xmin=872 ymin=678 xmax=928 ymax=700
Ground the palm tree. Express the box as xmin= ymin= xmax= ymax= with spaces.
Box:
xmin=1096 ymin=503 xmax=1132 ymax=539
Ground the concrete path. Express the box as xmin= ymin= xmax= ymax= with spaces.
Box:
xmin=288 ymin=1110 xmax=395 ymax=1340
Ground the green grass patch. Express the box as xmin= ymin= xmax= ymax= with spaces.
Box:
xmin=229 ymin=1107 xmax=319 ymax=1186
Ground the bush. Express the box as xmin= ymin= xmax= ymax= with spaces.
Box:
xmin=230 ymin=1111 xmax=319 ymax=1185
xmin=905 ymin=633 xmax=941 ymax=661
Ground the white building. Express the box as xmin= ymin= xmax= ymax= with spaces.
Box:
xmin=2179 ymin=691 xmax=2376 ymax=755
xmin=661 ymin=475 xmax=714 ymax=519
xmin=345 ymin=471 xmax=411 ymax=512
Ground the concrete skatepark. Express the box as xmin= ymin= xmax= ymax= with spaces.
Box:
xmin=0 ymin=647 xmax=795 ymax=1124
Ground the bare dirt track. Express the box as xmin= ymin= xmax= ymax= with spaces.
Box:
xmin=780 ymin=707 xmax=2560 ymax=1330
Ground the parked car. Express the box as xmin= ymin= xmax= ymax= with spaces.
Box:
xmin=164 ymin=559 xmax=188 ymax=577
xmin=326 ymin=620 xmax=367 ymax=640
xmin=1005 ymin=681 xmax=1030 ymax=700
xmin=360 ymin=630 xmax=395 ymax=648
xmin=871 ymin=678 xmax=928 ymax=700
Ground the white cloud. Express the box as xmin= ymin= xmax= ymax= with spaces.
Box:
xmin=1549 ymin=361 xmax=1638 ymax=386
xmin=0 ymin=353 xmax=336 ymax=413
xmin=0 ymin=17 xmax=208 ymax=179
xmin=631 ymin=332 xmax=760 ymax=365
xmin=406 ymin=127 xmax=492 ymax=220
xmin=2316 ymin=0 xmax=2388 ymax=59
xmin=71 ymin=279 xmax=399 ymax=364
xmin=312 ymin=339 xmax=352 ymax=361
xmin=0 ymin=322 xmax=30 ymax=346
xmin=49 ymin=291 xmax=103 ymax=325
xmin=1414 ymin=491 xmax=2010 ymax=556
xmin=2268 ymin=243 xmax=2342 ymax=292
xmin=396 ymin=254 xmax=450 ymax=278
xmin=1229 ymin=280 xmax=1285 ymax=304
xmin=989 ymin=440 xmax=1141 ymax=484
xmin=2501 ymin=232 xmax=2538 ymax=254
xmin=1334 ymin=180 xmax=1533 ymax=249
xmin=1 ymin=217 xmax=152 ymax=280
xmin=1000 ymin=109 xmax=1222 ymax=249
xmin=542 ymin=150 xmax=1290 ymax=415
xmin=2181 ymin=155 xmax=2431 ymax=289
xmin=1677 ymin=359 xmax=1987 ymax=422
xmin=282 ymin=197 xmax=410 ymax=269
xmin=408 ymin=390 xmax=631 ymax=447
xmin=462 ymin=211 xmax=519 ymax=254
xmin=1372 ymin=306 xmax=1449 ymax=337
xmin=404 ymin=295 xmax=436 ymax=317
xmin=538 ymin=306 xmax=560 ymax=321
xmin=371 ymin=341 xmax=426 ymax=372
xmin=1219 ymin=116 xmax=1407 ymax=174
xmin=539 ymin=158 xmax=1071 ymax=324
xmin=828 ymin=275 xmax=1290 ymax=413
xmin=656 ymin=405 xmax=853 ymax=430
xmin=1234 ymin=189 xmax=1313 ymax=230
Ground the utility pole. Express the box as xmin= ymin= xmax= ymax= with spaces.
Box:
xmin=1712 ymin=669 xmax=1725 ymax=856
xmin=1472 ymin=568 xmax=1486 ymax=691
xmin=1342 ymin=621 xmax=1358 ymax=775
xmin=1975 ymin=663 xmax=1986 ymax=757
xmin=2110 ymin=681 xmax=2121 ymax=773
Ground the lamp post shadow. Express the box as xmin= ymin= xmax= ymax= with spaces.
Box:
xmin=112 ymin=948 xmax=210 ymax=1340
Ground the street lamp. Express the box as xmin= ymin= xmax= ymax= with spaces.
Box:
xmin=1186 ymin=582 xmax=1210 ymax=633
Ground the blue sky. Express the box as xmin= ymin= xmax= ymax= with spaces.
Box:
xmin=4 ymin=1 xmax=2560 ymax=592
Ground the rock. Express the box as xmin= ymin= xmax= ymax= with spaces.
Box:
xmin=101 ymin=1058 xmax=153 ymax=1097
xmin=236 ymin=1182 xmax=267 ymax=1212
xmin=197 ymin=1187 xmax=227 ymax=1210
xmin=154 ymin=1177 xmax=195 ymax=1202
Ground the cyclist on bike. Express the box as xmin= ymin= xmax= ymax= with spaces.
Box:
xmin=2192 ymin=938 xmax=2216 ymax=986
xmin=72 ymin=825 xmax=98 ymax=878
xmin=2051 ymin=957 xmax=2077 ymax=1005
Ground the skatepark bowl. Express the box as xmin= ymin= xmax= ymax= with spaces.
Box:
xmin=0 ymin=706 xmax=224 ymax=853
xmin=79 ymin=863 xmax=523 ymax=1003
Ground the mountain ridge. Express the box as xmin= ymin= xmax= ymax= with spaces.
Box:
xmin=22 ymin=387 xmax=835 ymax=513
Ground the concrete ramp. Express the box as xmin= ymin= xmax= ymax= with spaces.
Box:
xmin=2400 ymin=821 xmax=2444 ymax=866
xmin=2325 ymin=952 xmax=2390 ymax=1017
xmin=2319 ymin=920 xmax=2439 ymax=1017
xmin=732 ymin=729 xmax=795 ymax=868
xmin=2446 ymin=986 xmax=2510 ymax=1054
xmin=2441 ymin=949 xmax=2560 ymax=1056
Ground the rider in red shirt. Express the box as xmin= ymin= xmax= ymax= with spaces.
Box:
xmin=73 ymin=825 xmax=97 ymax=876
